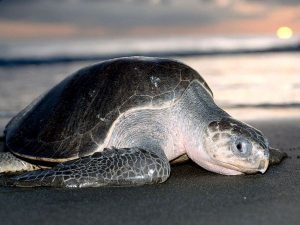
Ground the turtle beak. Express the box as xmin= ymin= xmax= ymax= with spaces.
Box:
xmin=258 ymin=149 xmax=270 ymax=174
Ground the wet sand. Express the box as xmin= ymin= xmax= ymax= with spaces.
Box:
xmin=0 ymin=55 xmax=299 ymax=224
xmin=1 ymin=54 xmax=300 ymax=117
xmin=0 ymin=117 xmax=299 ymax=225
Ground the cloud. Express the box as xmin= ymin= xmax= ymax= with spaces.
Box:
xmin=0 ymin=20 xmax=110 ymax=39
xmin=0 ymin=0 xmax=255 ymax=27
xmin=0 ymin=0 xmax=299 ymax=39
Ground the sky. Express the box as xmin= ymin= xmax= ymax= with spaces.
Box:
xmin=0 ymin=0 xmax=299 ymax=40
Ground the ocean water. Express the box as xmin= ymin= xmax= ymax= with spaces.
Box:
xmin=0 ymin=36 xmax=299 ymax=130
xmin=184 ymin=53 xmax=300 ymax=119
xmin=0 ymin=35 xmax=299 ymax=62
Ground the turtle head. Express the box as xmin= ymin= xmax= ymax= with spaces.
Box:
xmin=199 ymin=118 xmax=270 ymax=175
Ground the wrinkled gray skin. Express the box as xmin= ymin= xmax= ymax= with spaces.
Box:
xmin=0 ymin=57 xmax=286 ymax=188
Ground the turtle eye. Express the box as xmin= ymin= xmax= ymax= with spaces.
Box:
xmin=232 ymin=138 xmax=252 ymax=157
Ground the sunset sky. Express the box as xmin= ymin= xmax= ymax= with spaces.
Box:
xmin=0 ymin=0 xmax=299 ymax=40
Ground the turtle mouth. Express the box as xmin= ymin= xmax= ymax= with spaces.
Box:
xmin=201 ymin=160 xmax=244 ymax=175
xmin=206 ymin=145 xmax=270 ymax=174
xmin=211 ymin=158 xmax=269 ymax=174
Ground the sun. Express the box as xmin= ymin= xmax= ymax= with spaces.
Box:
xmin=276 ymin=26 xmax=293 ymax=39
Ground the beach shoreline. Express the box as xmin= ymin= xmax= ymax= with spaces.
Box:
xmin=0 ymin=53 xmax=299 ymax=225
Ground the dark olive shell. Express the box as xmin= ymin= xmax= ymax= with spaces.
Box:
xmin=5 ymin=57 xmax=212 ymax=161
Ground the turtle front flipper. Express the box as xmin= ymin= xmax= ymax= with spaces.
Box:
xmin=6 ymin=147 xmax=171 ymax=188
xmin=269 ymin=147 xmax=287 ymax=166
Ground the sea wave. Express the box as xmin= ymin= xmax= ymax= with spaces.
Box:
xmin=0 ymin=36 xmax=299 ymax=66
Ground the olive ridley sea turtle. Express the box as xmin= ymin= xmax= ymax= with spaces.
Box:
xmin=0 ymin=57 xmax=286 ymax=188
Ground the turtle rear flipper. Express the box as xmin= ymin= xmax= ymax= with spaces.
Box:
xmin=0 ymin=152 xmax=39 ymax=174
xmin=6 ymin=147 xmax=171 ymax=188
xmin=269 ymin=147 xmax=287 ymax=166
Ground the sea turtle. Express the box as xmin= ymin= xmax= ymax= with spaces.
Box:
xmin=0 ymin=56 xmax=286 ymax=188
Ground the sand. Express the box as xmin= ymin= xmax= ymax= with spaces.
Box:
xmin=0 ymin=55 xmax=299 ymax=224
xmin=0 ymin=117 xmax=299 ymax=225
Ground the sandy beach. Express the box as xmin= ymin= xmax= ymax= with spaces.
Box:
xmin=0 ymin=55 xmax=299 ymax=225
xmin=1 ymin=0 xmax=300 ymax=224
